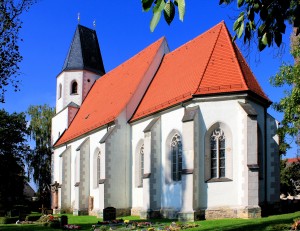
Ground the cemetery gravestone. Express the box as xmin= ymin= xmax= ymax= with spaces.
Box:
xmin=103 ymin=207 xmax=116 ymax=221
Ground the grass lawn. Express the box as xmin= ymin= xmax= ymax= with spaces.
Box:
xmin=0 ymin=212 xmax=299 ymax=231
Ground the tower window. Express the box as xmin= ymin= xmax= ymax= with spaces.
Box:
xmin=58 ymin=84 xmax=62 ymax=99
xmin=71 ymin=81 xmax=78 ymax=94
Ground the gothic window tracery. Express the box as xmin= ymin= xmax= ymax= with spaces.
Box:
xmin=97 ymin=151 xmax=101 ymax=184
xmin=171 ymin=134 xmax=182 ymax=182
xmin=139 ymin=144 xmax=144 ymax=187
xmin=211 ymin=128 xmax=225 ymax=178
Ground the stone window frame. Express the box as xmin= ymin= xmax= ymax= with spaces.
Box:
xmin=58 ymin=83 xmax=62 ymax=99
xmin=74 ymin=151 xmax=80 ymax=184
xmin=139 ymin=144 xmax=144 ymax=187
xmin=210 ymin=128 xmax=226 ymax=179
xmin=171 ymin=134 xmax=182 ymax=182
xmin=205 ymin=122 xmax=233 ymax=182
xmin=165 ymin=129 xmax=182 ymax=184
xmin=135 ymin=140 xmax=144 ymax=188
xmin=71 ymin=80 xmax=78 ymax=95
xmin=93 ymin=147 xmax=101 ymax=189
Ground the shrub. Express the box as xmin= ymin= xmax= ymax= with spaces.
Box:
xmin=25 ymin=215 xmax=41 ymax=221
xmin=292 ymin=218 xmax=300 ymax=230
xmin=0 ymin=217 xmax=19 ymax=224
xmin=49 ymin=220 xmax=60 ymax=228
xmin=99 ymin=226 xmax=110 ymax=231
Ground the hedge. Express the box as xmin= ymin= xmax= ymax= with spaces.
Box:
xmin=25 ymin=215 xmax=41 ymax=221
xmin=0 ymin=217 xmax=19 ymax=224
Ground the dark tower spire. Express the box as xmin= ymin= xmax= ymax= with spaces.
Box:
xmin=62 ymin=25 xmax=105 ymax=76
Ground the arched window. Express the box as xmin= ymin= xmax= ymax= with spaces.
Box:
xmin=93 ymin=148 xmax=101 ymax=188
xmin=139 ymin=144 xmax=144 ymax=187
xmin=58 ymin=83 xmax=62 ymax=99
xmin=135 ymin=140 xmax=144 ymax=188
xmin=97 ymin=152 xmax=101 ymax=184
xmin=75 ymin=153 xmax=80 ymax=183
xmin=71 ymin=81 xmax=78 ymax=94
xmin=171 ymin=134 xmax=182 ymax=182
xmin=210 ymin=128 xmax=225 ymax=178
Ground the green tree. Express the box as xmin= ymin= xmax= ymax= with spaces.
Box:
xmin=280 ymin=159 xmax=300 ymax=195
xmin=142 ymin=0 xmax=300 ymax=51
xmin=0 ymin=0 xmax=36 ymax=103
xmin=0 ymin=109 xmax=30 ymax=212
xmin=26 ymin=104 xmax=55 ymax=207
xmin=270 ymin=34 xmax=300 ymax=153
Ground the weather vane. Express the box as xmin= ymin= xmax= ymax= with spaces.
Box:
xmin=93 ymin=20 xmax=96 ymax=29
xmin=77 ymin=12 xmax=80 ymax=24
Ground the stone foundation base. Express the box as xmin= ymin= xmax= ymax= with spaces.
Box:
xmin=73 ymin=209 xmax=88 ymax=216
xmin=160 ymin=208 xmax=178 ymax=219
xmin=178 ymin=211 xmax=204 ymax=221
xmin=132 ymin=206 xmax=261 ymax=220
xmin=53 ymin=209 xmax=61 ymax=215
xmin=204 ymin=206 xmax=261 ymax=220
xmin=140 ymin=210 xmax=162 ymax=219
xmin=131 ymin=207 xmax=143 ymax=216
xmin=94 ymin=208 xmax=131 ymax=218
xmin=89 ymin=209 xmax=99 ymax=217
xmin=116 ymin=208 xmax=131 ymax=217
xmin=178 ymin=212 xmax=194 ymax=222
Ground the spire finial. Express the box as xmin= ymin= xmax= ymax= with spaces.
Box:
xmin=77 ymin=12 xmax=80 ymax=24
xmin=93 ymin=20 xmax=96 ymax=29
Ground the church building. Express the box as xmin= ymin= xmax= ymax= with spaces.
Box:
xmin=51 ymin=22 xmax=280 ymax=221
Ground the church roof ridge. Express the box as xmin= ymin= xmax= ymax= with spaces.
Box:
xmin=54 ymin=37 xmax=166 ymax=147
xmin=130 ymin=21 xmax=271 ymax=122
xmin=55 ymin=22 xmax=271 ymax=146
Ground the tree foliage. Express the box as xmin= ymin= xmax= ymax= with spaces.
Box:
xmin=142 ymin=0 xmax=300 ymax=51
xmin=0 ymin=109 xmax=30 ymax=211
xmin=0 ymin=0 xmax=36 ymax=103
xmin=26 ymin=104 xmax=55 ymax=206
xmin=142 ymin=0 xmax=185 ymax=32
xmin=280 ymin=159 xmax=300 ymax=195
xmin=270 ymin=34 xmax=300 ymax=153
xmin=220 ymin=0 xmax=300 ymax=51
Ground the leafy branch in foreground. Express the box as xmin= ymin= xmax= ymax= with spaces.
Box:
xmin=142 ymin=0 xmax=300 ymax=52
xmin=141 ymin=0 xmax=185 ymax=32
xmin=220 ymin=0 xmax=299 ymax=51
xmin=0 ymin=0 xmax=36 ymax=103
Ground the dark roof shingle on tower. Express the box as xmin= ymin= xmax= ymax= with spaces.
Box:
xmin=62 ymin=25 xmax=105 ymax=75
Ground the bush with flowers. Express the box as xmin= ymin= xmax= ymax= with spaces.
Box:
xmin=292 ymin=218 xmax=300 ymax=230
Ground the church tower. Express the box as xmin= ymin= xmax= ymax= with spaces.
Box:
xmin=52 ymin=25 xmax=105 ymax=145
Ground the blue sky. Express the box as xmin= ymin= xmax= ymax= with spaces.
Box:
xmin=0 ymin=1 xmax=297 ymax=158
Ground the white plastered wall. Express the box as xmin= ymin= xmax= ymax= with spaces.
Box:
xmin=196 ymin=99 xmax=242 ymax=209
xmin=56 ymin=70 xmax=100 ymax=113
xmin=52 ymin=108 xmax=69 ymax=145
xmin=131 ymin=119 xmax=153 ymax=209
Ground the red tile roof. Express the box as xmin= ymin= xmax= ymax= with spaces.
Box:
xmin=130 ymin=21 xmax=270 ymax=121
xmin=55 ymin=21 xmax=271 ymax=146
xmin=286 ymin=158 xmax=300 ymax=164
xmin=55 ymin=37 xmax=165 ymax=146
